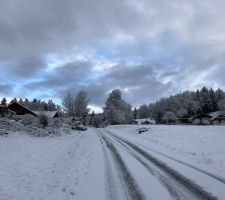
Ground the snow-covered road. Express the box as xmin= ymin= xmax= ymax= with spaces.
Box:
xmin=96 ymin=129 xmax=225 ymax=200
xmin=1 ymin=126 xmax=225 ymax=200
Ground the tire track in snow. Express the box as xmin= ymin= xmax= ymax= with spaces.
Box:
xmin=99 ymin=133 xmax=146 ymax=200
xmin=110 ymin=136 xmax=186 ymax=200
xmin=109 ymin=132 xmax=219 ymax=200
xmin=130 ymin=137 xmax=225 ymax=185
xmin=98 ymin=133 xmax=119 ymax=200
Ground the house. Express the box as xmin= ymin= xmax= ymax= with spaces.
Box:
xmin=209 ymin=111 xmax=225 ymax=125
xmin=7 ymin=102 xmax=38 ymax=117
xmin=132 ymin=118 xmax=156 ymax=125
xmin=179 ymin=115 xmax=191 ymax=124
xmin=34 ymin=111 xmax=59 ymax=118
xmin=190 ymin=113 xmax=213 ymax=125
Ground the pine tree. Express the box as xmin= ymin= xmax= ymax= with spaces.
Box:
xmin=1 ymin=97 xmax=7 ymax=106
xmin=133 ymin=107 xmax=138 ymax=119
xmin=138 ymin=104 xmax=149 ymax=119
xmin=11 ymin=98 xmax=17 ymax=103
xmin=47 ymin=99 xmax=57 ymax=111
xmin=19 ymin=98 xmax=24 ymax=105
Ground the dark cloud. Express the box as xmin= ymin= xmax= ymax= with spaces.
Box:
xmin=22 ymin=63 xmax=170 ymax=106
xmin=0 ymin=84 xmax=14 ymax=96
xmin=1 ymin=0 xmax=225 ymax=108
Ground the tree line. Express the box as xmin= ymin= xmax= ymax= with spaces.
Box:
xmin=0 ymin=97 xmax=59 ymax=111
xmin=63 ymin=87 xmax=225 ymax=126
xmin=2 ymin=86 xmax=225 ymax=126
xmin=136 ymin=87 xmax=225 ymax=123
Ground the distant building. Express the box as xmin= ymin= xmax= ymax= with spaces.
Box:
xmin=209 ymin=111 xmax=225 ymax=125
xmin=179 ymin=115 xmax=191 ymax=124
xmin=132 ymin=118 xmax=156 ymax=125
xmin=190 ymin=113 xmax=212 ymax=125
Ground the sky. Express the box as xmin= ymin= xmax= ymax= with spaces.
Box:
xmin=1 ymin=0 xmax=225 ymax=112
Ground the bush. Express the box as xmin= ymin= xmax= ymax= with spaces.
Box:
xmin=39 ymin=114 xmax=48 ymax=128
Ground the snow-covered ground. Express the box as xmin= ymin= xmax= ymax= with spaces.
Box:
xmin=1 ymin=124 xmax=225 ymax=200
xmin=106 ymin=125 xmax=225 ymax=179
xmin=105 ymin=125 xmax=225 ymax=199
xmin=0 ymin=130 xmax=99 ymax=200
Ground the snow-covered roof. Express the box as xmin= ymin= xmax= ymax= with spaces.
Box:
xmin=190 ymin=111 xmax=225 ymax=121
xmin=209 ymin=111 xmax=225 ymax=121
xmin=34 ymin=111 xmax=58 ymax=118
xmin=209 ymin=111 xmax=225 ymax=117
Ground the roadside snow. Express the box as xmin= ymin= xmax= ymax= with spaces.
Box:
xmin=0 ymin=129 xmax=96 ymax=200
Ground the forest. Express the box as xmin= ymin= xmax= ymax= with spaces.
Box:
xmin=137 ymin=87 xmax=225 ymax=123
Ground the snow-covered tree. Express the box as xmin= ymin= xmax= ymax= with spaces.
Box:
xmin=133 ymin=107 xmax=138 ymax=119
xmin=138 ymin=104 xmax=149 ymax=119
xmin=104 ymin=89 xmax=132 ymax=124
xmin=74 ymin=91 xmax=89 ymax=118
xmin=92 ymin=113 xmax=103 ymax=128
xmin=47 ymin=100 xmax=57 ymax=111
xmin=11 ymin=98 xmax=17 ymax=103
xmin=1 ymin=97 xmax=7 ymax=106
xmin=62 ymin=92 xmax=74 ymax=116
xmin=218 ymin=99 xmax=225 ymax=110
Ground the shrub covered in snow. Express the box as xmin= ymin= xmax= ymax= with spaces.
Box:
xmin=39 ymin=114 xmax=49 ymax=128
xmin=0 ymin=115 xmax=78 ymax=137
xmin=12 ymin=114 xmax=38 ymax=125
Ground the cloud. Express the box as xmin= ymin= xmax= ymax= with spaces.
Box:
xmin=0 ymin=84 xmax=14 ymax=96
xmin=22 ymin=63 xmax=170 ymax=107
xmin=1 ymin=0 xmax=225 ymax=109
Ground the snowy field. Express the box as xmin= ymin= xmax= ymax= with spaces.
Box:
xmin=1 ymin=125 xmax=225 ymax=200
